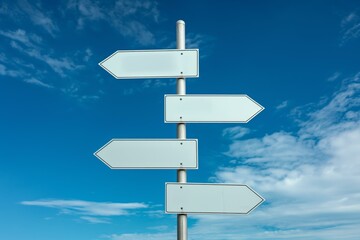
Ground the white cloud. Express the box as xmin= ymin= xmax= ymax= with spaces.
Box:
xmin=21 ymin=199 xmax=148 ymax=217
xmin=276 ymin=100 xmax=288 ymax=110
xmin=120 ymin=20 xmax=155 ymax=45
xmin=18 ymin=0 xmax=58 ymax=36
xmin=113 ymin=0 xmax=160 ymax=22
xmin=0 ymin=28 xmax=78 ymax=78
xmin=83 ymin=48 xmax=93 ymax=62
xmin=0 ymin=63 xmax=24 ymax=77
xmin=42 ymin=56 xmax=79 ymax=76
xmin=341 ymin=12 xmax=358 ymax=27
xmin=73 ymin=0 xmax=105 ymax=20
xmin=142 ymin=79 xmax=176 ymax=89
xmin=186 ymin=33 xmax=207 ymax=49
xmin=10 ymin=40 xmax=78 ymax=77
xmin=147 ymin=225 xmax=169 ymax=231
xmin=80 ymin=216 xmax=110 ymax=224
xmin=121 ymin=79 xmax=175 ymax=95
xmin=222 ymin=126 xmax=251 ymax=139
xmin=0 ymin=64 xmax=7 ymax=75
xmin=105 ymin=232 xmax=175 ymax=240
xmin=341 ymin=12 xmax=360 ymax=45
xmin=67 ymin=0 xmax=159 ymax=46
xmin=223 ymin=131 xmax=319 ymax=168
xmin=207 ymin=73 xmax=360 ymax=238
xmin=327 ymin=71 xmax=341 ymax=82
xmin=166 ymin=33 xmax=214 ymax=59
xmin=0 ymin=53 xmax=6 ymax=63
xmin=0 ymin=29 xmax=42 ymax=47
xmin=24 ymin=78 xmax=53 ymax=88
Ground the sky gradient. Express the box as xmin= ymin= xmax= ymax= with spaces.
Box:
xmin=1 ymin=0 xmax=360 ymax=239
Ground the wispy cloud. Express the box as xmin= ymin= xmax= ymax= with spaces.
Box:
xmin=80 ymin=216 xmax=110 ymax=224
xmin=147 ymin=225 xmax=169 ymax=231
xmin=165 ymin=32 xmax=214 ymax=59
xmin=327 ymin=71 xmax=341 ymax=82
xmin=67 ymin=0 xmax=105 ymax=29
xmin=83 ymin=48 xmax=93 ymax=62
xmin=122 ymin=79 xmax=176 ymax=95
xmin=275 ymin=100 xmax=289 ymax=110
xmin=9 ymin=38 xmax=78 ymax=77
xmin=142 ymin=79 xmax=176 ymax=89
xmin=60 ymin=83 xmax=102 ymax=103
xmin=0 ymin=29 xmax=42 ymax=47
xmin=222 ymin=126 xmax=251 ymax=140
xmin=0 ymin=29 xmax=97 ymax=102
xmin=17 ymin=0 xmax=58 ymax=36
xmin=186 ymin=33 xmax=208 ymax=49
xmin=24 ymin=78 xmax=53 ymax=88
xmin=341 ymin=11 xmax=360 ymax=45
xmin=67 ymin=0 xmax=159 ymax=46
xmin=0 ymin=0 xmax=163 ymax=102
xmin=0 ymin=63 xmax=24 ymax=77
xmin=0 ymin=53 xmax=6 ymax=63
xmin=105 ymin=232 xmax=175 ymax=240
xmin=21 ymin=199 xmax=148 ymax=223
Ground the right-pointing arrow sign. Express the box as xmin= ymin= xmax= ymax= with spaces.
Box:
xmin=166 ymin=183 xmax=264 ymax=214
xmin=164 ymin=94 xmax=264 ymax=123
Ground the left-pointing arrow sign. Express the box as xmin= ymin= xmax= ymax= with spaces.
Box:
xmin=99 ymin=49 xmax=199 ymax=79
xmin=94 ymin=139 xmax=198 ymax=169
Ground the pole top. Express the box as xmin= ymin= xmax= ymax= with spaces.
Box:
xmin=177 ymin=20 xmax=185 ymax=25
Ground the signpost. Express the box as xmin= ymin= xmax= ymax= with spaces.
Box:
xmin=166 ymin=183 xmax=264 ymax=214
xmin=94 ymin=139 xmax=198 ymax=169
xmin=99 ymin=49 xmax=199 ymax=79
xmin=165 ymin=94 xmax=264 ymax=123
xmin=96 ymin=20 xmax=265 ymax=240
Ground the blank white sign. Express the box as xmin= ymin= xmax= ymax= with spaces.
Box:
xmin=94 ymin=139 xmax=198 ymax=169
xmin=166 ymin=183 xmax=264 ymax=214
xmin=99 ymin=49 xmax=199 ymax=79
xmin=165 ymin=94 xmax=264 ymax=123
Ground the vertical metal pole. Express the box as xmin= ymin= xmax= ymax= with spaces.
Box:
xmin=176 ymin=19 xmax=187 ymax=240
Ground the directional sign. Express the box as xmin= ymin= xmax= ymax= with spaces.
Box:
xmin=165 ymin=183 xmax=264 ymax=214
xmin=99 ymin=49 xmax=199 ymax=79
xmin=94 ymin=139 xmax=198 ymax=169
xmin=164 ymin=94 xmax=264 ymax=123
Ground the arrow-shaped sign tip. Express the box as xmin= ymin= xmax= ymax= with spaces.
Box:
xmin=244 ymin=95 xmax=265 ymax=123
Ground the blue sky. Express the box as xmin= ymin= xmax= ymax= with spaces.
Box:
xmin=1 ymin=0 xmax=360 ymax=239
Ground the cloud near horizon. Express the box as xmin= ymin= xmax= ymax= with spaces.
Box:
xmin=21 ymin=199 xmax=149 ymax=223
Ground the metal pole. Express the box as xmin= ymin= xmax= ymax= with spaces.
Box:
xmin=176 ymin=19 xmax=187 ymax=240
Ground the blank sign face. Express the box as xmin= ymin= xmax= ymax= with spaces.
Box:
xmin=166 ymin=183 xmax=264 ymax=214
xmin=164 ymin=94 xmax=264 ymax=123
xmin=99 ymin=49 xmax=199 ymax=79
xmin=94 ymin=139 xmax=198 ymax=169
